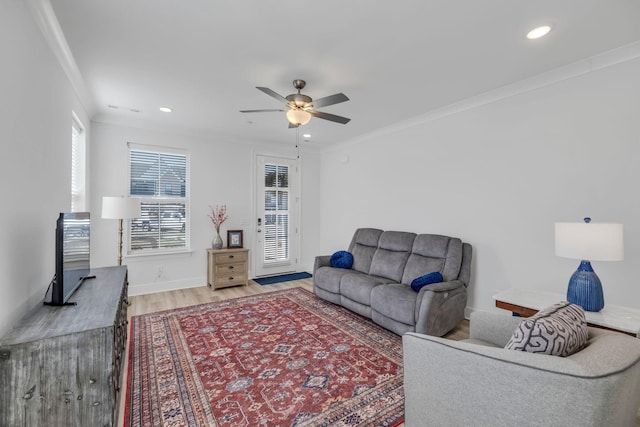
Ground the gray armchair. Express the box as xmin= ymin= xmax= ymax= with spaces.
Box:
xmin=403 ymin=311 xmax=640 ymax=426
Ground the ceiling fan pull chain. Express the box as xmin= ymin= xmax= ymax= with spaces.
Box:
xmin=296 ymin=126 xmax=300 ymax=159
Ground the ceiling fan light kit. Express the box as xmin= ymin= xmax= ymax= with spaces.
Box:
xmin=286 ymin=109 xmax=312 ymax=126
xmin=240 ymin=79 xmax=350 ymax=127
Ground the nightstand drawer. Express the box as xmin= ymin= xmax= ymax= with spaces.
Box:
xmin=214 ymin=262 xmax=246 ymax=275
xmin=214 ymin=251 xmax=247 ymax=265
xmin=215 ymin=274 xmax=247 ymax=287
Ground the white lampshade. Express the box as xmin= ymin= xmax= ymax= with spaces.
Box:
xmin=555 ymin=221 xmax=624 ymax=261
xmin=286 ymin=108 xmax=312 ymax=126
xmin=102 ymin=196 xmax=141 ymax=219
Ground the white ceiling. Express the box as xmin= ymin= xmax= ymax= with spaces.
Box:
xmin=48 ymin=0 xmax=640 ymax=146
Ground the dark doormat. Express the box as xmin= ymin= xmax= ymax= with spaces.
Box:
xmin=253 ymin=272 xmax=312 ymax=285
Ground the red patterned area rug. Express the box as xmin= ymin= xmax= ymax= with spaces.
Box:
xmin=125 ymin=287 xmax=404 ymax=427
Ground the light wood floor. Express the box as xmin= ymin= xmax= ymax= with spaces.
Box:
xmin=120 ymin=282 xmax=640 ymax=427
xmin=117 ymin=278 xmax=469 ymax=426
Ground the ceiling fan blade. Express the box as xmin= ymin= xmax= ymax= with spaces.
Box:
xmin=256 ymin=87 xmax=289 ymax=104
xmin=309 ymin=110 xmax=351 ymax=124
xmin=288 ymin=122 xmax=299 ymax=129
xmin=239 ymin=109 xmax=285 ymax=113
xmin=311 ymin=93 xmax=349 ymax=108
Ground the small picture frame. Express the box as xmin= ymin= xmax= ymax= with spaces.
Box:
xmin=227 ymin=230 xmax=243 ymax=248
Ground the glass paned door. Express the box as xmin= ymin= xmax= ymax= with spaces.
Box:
xmin=255 ymin=155 xmax=298 ymax=277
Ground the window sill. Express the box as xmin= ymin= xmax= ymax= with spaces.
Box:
xmin=125 ymin=249 xmax=193 ymax=261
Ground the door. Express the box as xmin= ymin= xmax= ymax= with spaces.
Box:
xmin=254 ymin=155 xmax=299 ymax=277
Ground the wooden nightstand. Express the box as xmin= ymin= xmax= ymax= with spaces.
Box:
xmin=493 ymin=288 xmax=640 ymax=338
xmin=207 ymin=248 xmax=249 ymax=290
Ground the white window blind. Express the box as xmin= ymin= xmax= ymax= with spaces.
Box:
xmin=71 ymin=115 xmax=86 ymax=212
xmin=263 ymin=163 xmax=289 ymax=262
xmin=128 ymin=147 xmax=189 ymax=253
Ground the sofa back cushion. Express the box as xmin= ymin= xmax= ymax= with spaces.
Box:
xmin=401 ymin=234 xmax=463 ymax=284
xmin=369 ymin=231 xmax=416 ymax=282
xmin=348 ymin=228 xmax=383 ymax=274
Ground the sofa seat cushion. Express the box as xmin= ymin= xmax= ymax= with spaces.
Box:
xmin=340 ymin=272 xmax=392 ymax=306
xmin=314 ymin=266 xmax=354 ymax=294
xmin=371 ymin=283 xmax=417 ymax=326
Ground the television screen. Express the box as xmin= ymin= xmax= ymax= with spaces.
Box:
xmin=49 ymin=212 xmax=91 ymax=305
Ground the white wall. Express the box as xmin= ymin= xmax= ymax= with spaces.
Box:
xmin=5 ymin=0 xmax=638 ymax=336
xmin=0 ymin=1 xmax=90 ymax=335
xmin=90 ymin=121 xmax=321 ymax=295
xmin=318 ymin=52 xmax=640 ymax=314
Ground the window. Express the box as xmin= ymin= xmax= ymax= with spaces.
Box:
xmin=71 ymin=114 xmax=86 ymax=212
xmin=263 ymin=163 xmax=289 ymax=262
xmin=128 ymin=145 xmax=189 ymax=254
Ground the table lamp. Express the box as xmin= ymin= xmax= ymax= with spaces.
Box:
xmin=554 ymin=217 xmax=623 ymax=312
xmin=102 ymin=196 xmax=141 ymax=265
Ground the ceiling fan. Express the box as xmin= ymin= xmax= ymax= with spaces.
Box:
xmin=240 ymin=79 xmax=350 ymax=127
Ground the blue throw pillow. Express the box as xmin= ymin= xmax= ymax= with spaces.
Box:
xmin=411 ymin=272 xmax=444 ymax=292
xmin=330 ymin=251 xmax=354 ymax=269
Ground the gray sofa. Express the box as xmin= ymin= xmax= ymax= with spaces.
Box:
xmin=313 ymin=228 xmax=472 ymax=336
xmin=403 ymin=311 xmax=640 ymax=426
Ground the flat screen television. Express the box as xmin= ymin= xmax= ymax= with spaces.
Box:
xmin=45 ymin=212 xmax=93 ymax=306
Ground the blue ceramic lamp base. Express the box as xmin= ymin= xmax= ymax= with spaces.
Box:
xmin=566 ymin=260 xmax=604 ymax=312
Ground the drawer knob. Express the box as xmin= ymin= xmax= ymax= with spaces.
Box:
xmin=229 ymin=255 xmax=234 ymax=258
xmin=229 ymin=266 xmax=234 ymax=269
xmin=229 ymin=277 xmax=234 ymax=280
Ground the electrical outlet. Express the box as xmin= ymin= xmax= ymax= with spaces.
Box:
xmin=157 ymin=266 xmax=164 ymax=278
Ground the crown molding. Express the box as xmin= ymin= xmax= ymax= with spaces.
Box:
xmin=91 ymin=113 xmax=323 ymax=154
xmin=326 ymin=40 xmax=640 ymax=153
xmin=26 ymin=0 xmax=96 ymax=116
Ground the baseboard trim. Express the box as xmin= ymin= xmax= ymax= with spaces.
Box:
xmin=129 ymin=276 xmax=205 ymax=296
xmin=464 ymin=305 xmax=474 ymax=320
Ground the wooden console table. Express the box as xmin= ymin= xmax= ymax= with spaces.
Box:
xmin=493 ymin=288 xmax=640 ymax=338
xmin=0 ymin=266 xmax=129 ymax=426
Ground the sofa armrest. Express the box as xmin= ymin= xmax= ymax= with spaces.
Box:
xmin=468 ymin=311 xmax=523 ymax=347
xmin=418 ymin=279 xmax=463 ymax=293
xmin=313 ymin=255 xmax=331 ymax=275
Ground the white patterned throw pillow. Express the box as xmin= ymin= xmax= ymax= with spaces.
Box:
xmin=505 ymin=301 xmax=588 ymax=357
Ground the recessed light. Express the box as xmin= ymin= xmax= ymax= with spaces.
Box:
xmin=159 ymin=106 xmax=173 ymax=113
xmin=303 ymin=133 xmax=311 ymax=138
xmin=526 ymin=25 xmax=551 ymax=40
